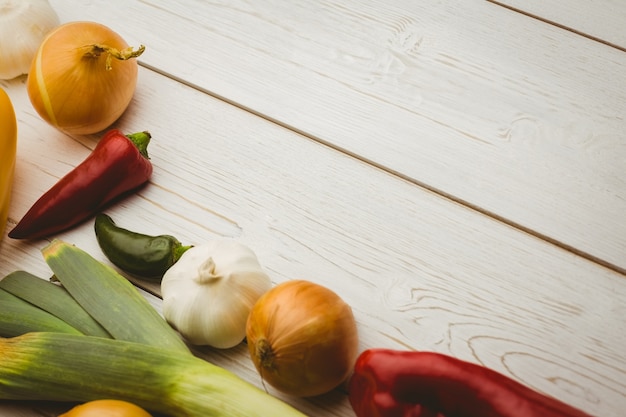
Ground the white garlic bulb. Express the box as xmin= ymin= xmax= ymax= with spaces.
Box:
xmin=0 ymin=0 xmax=60 ymax=80
xmin=161 ymin=240 xmax=273 ymax=349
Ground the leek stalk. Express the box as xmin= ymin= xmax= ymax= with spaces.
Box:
xmin=0 ymin=289 xmax=82 ymax=337
xmin=0 ymin=271 xmax=110 ymax=338
xmin=0 ymin=332 xmax=307 ymax=417
xmin=42 ymin=240 xmax=188 ymax=353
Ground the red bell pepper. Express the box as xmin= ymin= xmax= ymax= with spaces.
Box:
xmin=9 ymin=129 xmax=153 ymax=240
xmin=349 ymin=349 xmax=595 ymax=417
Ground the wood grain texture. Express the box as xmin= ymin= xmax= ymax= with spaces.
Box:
xmin=2 ymin=65 xmax=625 ymax=416
xmin=490 ymin=0 xmax=626 ymax=50
xmin=46 ymin=0 xmax=626 ymax=272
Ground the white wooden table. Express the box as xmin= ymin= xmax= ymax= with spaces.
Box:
xmin=1 ymin=1 xmax=625 ymax=416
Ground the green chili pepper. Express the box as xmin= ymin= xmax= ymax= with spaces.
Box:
xmin=94 ymin=213 xmax=192 ymax=280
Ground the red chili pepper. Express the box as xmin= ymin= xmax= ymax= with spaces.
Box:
xmin=9 ymin=129 xmax=153 ymax=240
xmin=349 ymin=349 xmax=595 ymax=417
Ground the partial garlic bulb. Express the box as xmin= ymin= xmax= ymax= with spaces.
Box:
xmin=161 ymin=240 xmax=272 ymax=349
xmin=0 ymin=0 xmax=60 ymax=80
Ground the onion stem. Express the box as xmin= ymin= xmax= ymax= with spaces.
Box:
xmin=84 ymin=44 xmax=146 ymax=70
xmin=256 ymin=338 xmax=276 ymax=370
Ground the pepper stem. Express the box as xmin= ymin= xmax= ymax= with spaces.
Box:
xmin=172 ymin=244 xmax=193 ymax=264
xmin=86 ymin=44 xmax=146 ymax=71
xmin=125 ymin=131 xmax=151 ymax=159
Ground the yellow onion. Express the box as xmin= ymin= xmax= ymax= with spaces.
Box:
xmin=27 ymin=21 xmax=145 ymax=134
xmin=246 ymin=280 xmax=359 ymax=397
xmin=59 ymin=399 xmax=152 ymax=417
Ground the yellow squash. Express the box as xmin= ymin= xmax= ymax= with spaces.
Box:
xmin=0 ymin=87 xmax=17 ymax=241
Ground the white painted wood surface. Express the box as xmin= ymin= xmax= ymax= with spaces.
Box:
xmin=491 ymin=0 xmax=626 ymax=49
xmin=0 ymin=1 xmax=625 ymax=417
xmin=43 ymin=0 xmax=626 ymax=272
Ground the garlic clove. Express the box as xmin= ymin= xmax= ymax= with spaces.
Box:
xmin=0 ymin=0 xmax=60 ymax=80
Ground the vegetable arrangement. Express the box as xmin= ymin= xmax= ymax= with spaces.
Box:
xmin=349 ymin=349 xmax=595 ymax=417
xmin=0 ymin=87 xmax=17 ymax=241
xmin=9 ymin=129 xmax=153 ymax=240
xmin=2 ymin=5 xmax=329 ymax=416
xmin=0 ymin=5 xmax=598 ymax=417
xmin=0 ymin=240 xmax=306 ymax=417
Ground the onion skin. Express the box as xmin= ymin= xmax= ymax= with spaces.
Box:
xmin=59 ymin=399 xmax=153 ymax=417
xmin=246 ymin=280 xmax=359 ymax=397
xmin=27 ymin=21 xmax=143 ymax=135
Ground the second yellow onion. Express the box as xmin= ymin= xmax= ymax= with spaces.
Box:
xmin=59 ymin=399 xmax=152 ymax=417
xmin=246 ymin=280 xmax=359 ymax=397
xmin=27 ymin=21 xmax=144 ymax=135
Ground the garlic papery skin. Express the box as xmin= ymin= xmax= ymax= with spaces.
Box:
xmin=0 ymin=0 xmax=59 ymax=80
xmin=161 ymin=240 xmax=273 ymax=349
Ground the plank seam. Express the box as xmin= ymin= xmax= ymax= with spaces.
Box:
xmin=138 ymin=61 xmax=626 ymax=278
xmin=486 ymin=0 xmax=626 ymax=53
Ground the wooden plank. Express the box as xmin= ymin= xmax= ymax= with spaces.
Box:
xmin=47 ymin=0 xmax=626 ymax=272
xmin=490 ymin=0 xmax=626 ymax=50
xmin=2 ymin=65 xmax=625 ymax=416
